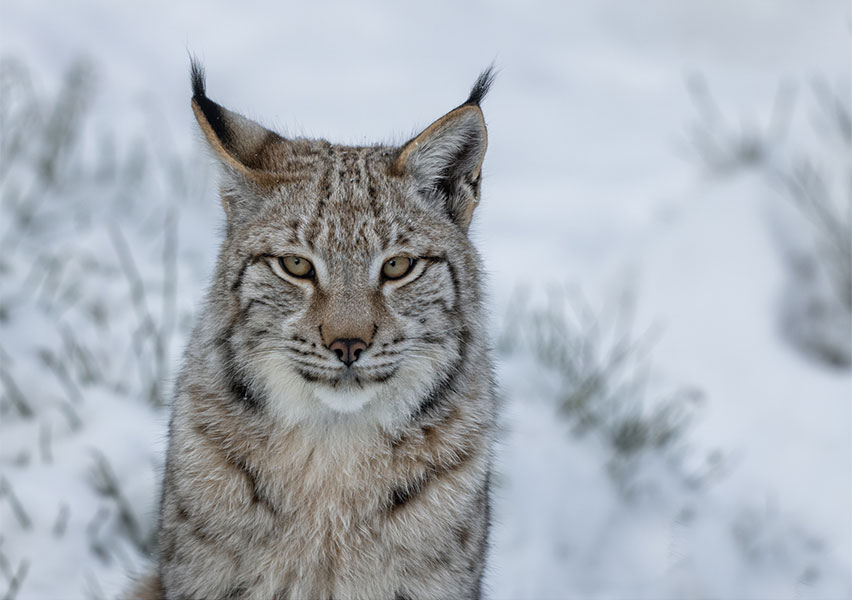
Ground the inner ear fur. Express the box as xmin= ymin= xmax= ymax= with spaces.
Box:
xmin=392 ymin=103 xmax=489 ymax=230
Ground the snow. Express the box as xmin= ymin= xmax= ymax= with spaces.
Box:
xmin=1 ymin=0 xmax=849 ymax=598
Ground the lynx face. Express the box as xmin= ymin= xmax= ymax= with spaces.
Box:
xmin=226 ymin=157 xmax=469 ymax=423
xmin=192 ymin=65 xmax=492 ymax=427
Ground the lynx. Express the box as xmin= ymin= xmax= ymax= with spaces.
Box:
xmin=127 ymin=61 xmax=497 ymax=599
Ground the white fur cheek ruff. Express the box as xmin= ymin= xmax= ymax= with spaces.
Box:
xmin=253 ymin=356 xmax=386 ymax=428
xmin=312 ymin=385 xmax=379 ymax=414
xmin=255 ymin=359 xmax=319 ymax=427
xmin=254 ymin=349 xmax=451 ymax=431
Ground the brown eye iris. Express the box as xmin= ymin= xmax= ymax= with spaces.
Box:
xmin=382 ymin=256 xmax=413 ymax=280
xmin=279 ymin=256 xmax=314 ymax=278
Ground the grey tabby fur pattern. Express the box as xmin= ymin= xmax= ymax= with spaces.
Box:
xmin=126 ymin=61 xmax=497 ymax=600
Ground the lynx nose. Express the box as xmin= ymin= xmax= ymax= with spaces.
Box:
xmin=329 ymin=338 xmax=368 ymax=367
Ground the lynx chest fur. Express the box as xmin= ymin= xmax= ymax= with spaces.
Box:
xmin=130 ymin=63 xmax=497 ymax=600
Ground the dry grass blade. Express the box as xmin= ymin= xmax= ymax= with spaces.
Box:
xmin=108 ymin=224 xmax=165 ymax=406
xmin=0 ymin=477 xmax=31 ymax=530
xmin=88 ymin=450 xmax=153 ymax=555
xmin=0 ymin=558 xmax=29 ymax=600
xmin=0 ymin=366 xmax=32 ymax=419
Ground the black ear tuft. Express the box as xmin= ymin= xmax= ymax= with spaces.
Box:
xmin=190 ymin=57 xmax=206 ymax=99
xmin=189 ymin=61 xmax=287 ymax=190
xmin=189 ymin=59 xmax=235 ymax=149
xmin=464 ymin=65 xmax=497 ymax=106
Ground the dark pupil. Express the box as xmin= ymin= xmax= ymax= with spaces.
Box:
xmin=389 ymin=260 xmax=396 ymax=267
xmin=293 ymin=258 xmax=300 ymax=265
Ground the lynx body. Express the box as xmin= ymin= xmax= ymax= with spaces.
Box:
xmin=129 ymin=63 xmax=497 ymax=600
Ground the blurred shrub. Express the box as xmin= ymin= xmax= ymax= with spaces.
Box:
xmin=774 ymin=86 xmax=851 ymax=368
xmin=685 ymin=74 xmax=851 ymax=369
xmin=0 ymin=57 xmax=204 ymax=597
xmin=499 ymin=286 xmax=713 ymax=497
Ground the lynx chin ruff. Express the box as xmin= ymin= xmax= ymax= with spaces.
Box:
xmin=126 ymin=61 xmax=497 ymax=600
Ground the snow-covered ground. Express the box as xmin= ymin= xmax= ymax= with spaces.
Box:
xmin=1 ymin=1 xmax=849 ymax=598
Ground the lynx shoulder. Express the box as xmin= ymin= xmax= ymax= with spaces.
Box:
xmin=126 ymin=61 xmax=497 ymax=600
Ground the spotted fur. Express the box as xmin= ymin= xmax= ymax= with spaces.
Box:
xmin=126 ymin=61 xmax=497 ymax=600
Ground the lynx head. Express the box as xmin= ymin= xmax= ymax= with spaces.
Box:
xmin=192 ymin=62 xmax=493 ymax=428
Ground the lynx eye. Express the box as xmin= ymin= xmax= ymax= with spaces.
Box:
xmin=382 ymin=256 xmax=414 ymax=280
xmin=278 ymin=256 xmax=314 ymax=278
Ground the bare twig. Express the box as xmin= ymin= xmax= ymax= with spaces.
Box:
xmin=86 ymin=506 xmax=111 ymax=564
xmin=108 ymin=224 xmax=164 ymax=407
xmin=89 ymin=450 xmax=152 ymax=554
xmin=158 ymin=209 xmax=179 ymax=397
xmin=0 ymin=58 xmax=38 ymax=184
xmin=56 ymin=400 xmax=82 ymax=432
xmin=0 ymin=559 xmax=29 ymax=600
xmin=37 ymin=348 xmax=84 ymax=405
xmin=0 ymin=477 xmax=31 ymax=530
xmin=38 ymin=421 xmax=52 ymax=463
xmin=36 ymin=60 xmax=93 ymax=187
xmin=53 ymin=503 xmax=70 ymax=538
xmin=58 ymin=323 xmax=102 ymax=385
xmin=0 ymin=541 xmax=11 ymax=581
xmin=0 ymin=366 xmax=32 ymax=419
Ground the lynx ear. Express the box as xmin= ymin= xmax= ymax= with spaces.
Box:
xmin=393 ymin=68 xmax=495 ymax=230
xmin=190 ymin=60 xmax=284 ymax=191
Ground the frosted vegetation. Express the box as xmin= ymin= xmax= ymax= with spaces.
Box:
xmin=684 ymin=74 xmax=852 ymax=368
xmin=0 ymin=53 xmax=849 ymax=599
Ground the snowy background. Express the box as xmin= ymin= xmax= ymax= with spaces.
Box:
xmin=1 ymin=1 xmax=850 ymax=598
